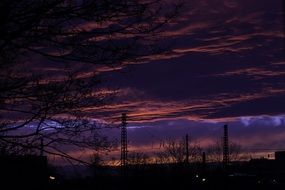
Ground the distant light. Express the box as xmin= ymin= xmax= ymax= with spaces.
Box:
xmin=202 ymin=178 xmax=206 ymax=182
xmin=195 ymin=174 xmax=199 ymax=178
xmin=49 ymin=176 xmax=55 ymax=180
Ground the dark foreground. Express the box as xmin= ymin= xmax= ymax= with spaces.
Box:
xmin=49 ymin=171 xmax=285 ymax=190
xmin=1 ymin=156 xmax=285 ymax=190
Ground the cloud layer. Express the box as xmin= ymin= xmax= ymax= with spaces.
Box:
xmin=93 ymin=0 xmax=285 ymax=123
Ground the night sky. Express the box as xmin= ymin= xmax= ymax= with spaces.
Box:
xmin=81 ymin=0 xmax=285 ymax=159
xmin=12 ymin=0 xmax=285 ymax=161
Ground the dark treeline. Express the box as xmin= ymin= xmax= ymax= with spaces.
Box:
xmin=1 ymin=149 xmax=285 ymax=189
xmin=49 ymin=159 xmax=285 ymax=190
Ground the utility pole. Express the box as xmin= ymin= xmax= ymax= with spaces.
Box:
xmin=121 ymin=113 xmax=128 ymax=175
xmin=185 ymin=134 xmax=189 ymax=164
xmin=223 ymin=124 xmax=229 ymax=168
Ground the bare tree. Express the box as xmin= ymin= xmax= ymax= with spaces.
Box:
xmin=128 ymin=151 xmax=149 ymax=165
xmin=0 ymin=0 xmax=181 ymax=163
xmin=206 ymin=139 xmax=223 ymax=163
xmin=156 ymin=138 xmax=202 ymax=164
xmin=229 ymin=142 xmax=242 ymax=161
xmin=90 ymin=152 xmax=103 ymax=167
xmin=164 ymin=139 xmax=186 ymax=163
xmin=155 ymin=151 xmax=171 ymax=164
xmin=206 ymin=139 xmax=243 ymax=163
xmin=0 ymin=0 xmax=181 ymax=66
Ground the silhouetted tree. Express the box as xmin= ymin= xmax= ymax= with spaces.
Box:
xmin=91 ymin=152 xmax=103 ymax=167
xmin=156 ymin=138 xmax=202 ymax=164
xmin=155 ymin=151 xmax=170 ymax=164
xmin=0 ymin=0 xmax=181 ymax=163
xmin=206 ymin=139 xmax=243 ymax=163
xmin=229 ymin=142 xmax=243 ymax=161
xmin=165 ymin=139 xmax=186 ymax=163
xmin=90 ymin=152 xmax=105 ymax=175
xmin=128 ymin=151 xmax=149 ymax=165
xmin=206 ymin=139 xmax=223 ymax=162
